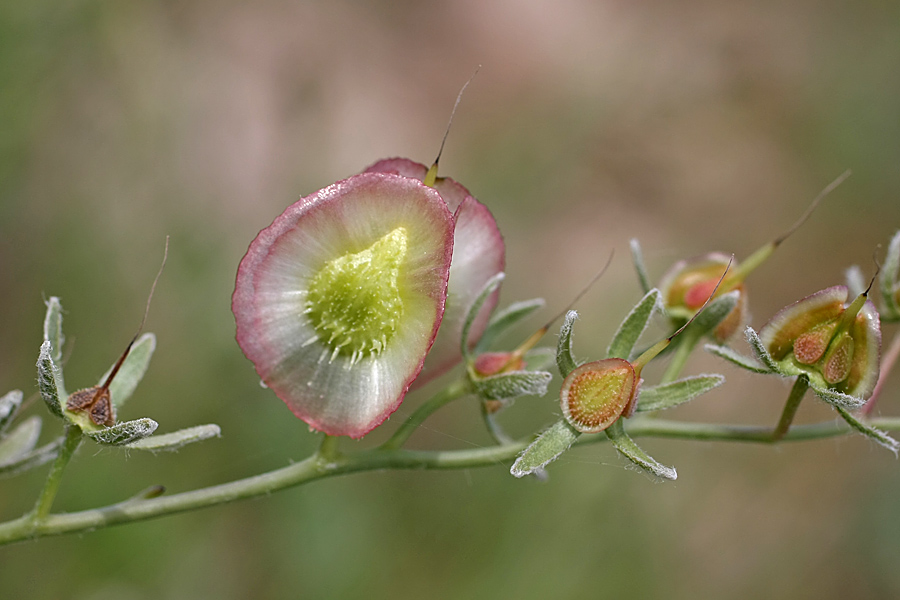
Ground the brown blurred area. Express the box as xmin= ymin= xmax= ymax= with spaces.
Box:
xmin=1 ymin=2 xmax=899 ymax=599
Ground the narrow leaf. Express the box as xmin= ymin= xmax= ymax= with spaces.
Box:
xmin=605 ymin=420 xmax=677 ymax=480
xmin=127 ymin=424 xmax=222 ymax=452
xmin=475 ymin=298 xmax=545 ymax=354
xmin=556 ymin=311 xmax=579 ymax=379
xmin=43 ymin=296 xmax=65 ymax=363
xmin=705 ymin=344 xmax=771 ymax=374
xmin=0 ymin=439 xmax=62 ymax=479
xmin=630 ymin=239 xmax=652 ymax=295
xmin=472 ymin=371 xmax=553 ymax=401
xmin=461 ymin=272 xmax=505 ymax=362
xmin=87 ymin=418 xmax=158 ymax=446
xmin=0 ymin=390 xmax=24 ymax=435
xmin=607 ymin=289 xmax=661 ymax=360
xmin=745 ymin=327 xmax=781 ymax=373
xmin=637 ymin=374 xmax=725 ymax=412
xmin=37 ymin=341 xmax=65 ymax=418
xmin=812 ymin=387 xmax=866 ymax=411
xmin=524 ymin=347 xmax=556 ymax=372
xmin=511 ymin=419 xmax=580 ymax=478
xmin=0 ymin=416 xmax=42 ymax=465
xmin=834 ymin=405 xmax=899 ymax=455
xmin=97 ymin=333 xmax=156 ymax=408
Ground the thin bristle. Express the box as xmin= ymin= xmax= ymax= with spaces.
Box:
xmin=774 ymin=170 xmax=851 ymax=247
xmin=667 ymin=254 xmax=734 ymax=342
xmin=432 ymin=66 xmax=481 ymax=168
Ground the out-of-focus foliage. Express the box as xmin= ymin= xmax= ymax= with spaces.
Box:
xmin=2 ymin=1 xmax=900 ymax=598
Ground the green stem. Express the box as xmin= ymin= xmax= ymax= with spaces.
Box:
xmin=3 ymin=415 xmax=899 ymax=546
xmin=772 ymin=377 xmax=809 ymax=441
xmin=660 ymin=329 xmax=701 ymax=385
xmin=379 ymin=378 xmax=470 ymax=450
xmin=29 ymin=425 xmax=82 ymax=522
xmin=317 ymin=434 xmax=340 ymax=461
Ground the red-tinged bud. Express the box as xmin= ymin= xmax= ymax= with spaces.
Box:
xmin=560 ymin=359 xmax=637 ymax=434
xmin=659 ymin=253 xmax=747 ymax=342
xmin=472 ymin=352 xmax=525 ymax=377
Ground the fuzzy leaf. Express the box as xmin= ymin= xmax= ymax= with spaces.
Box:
xmin=96 ymin=333 xmax=156 ymax=408
xmin=475 ymin=298 xmax=545 ymax=354
xmin=127 ymin=424 xmax=222 ymax=452
xmin=0 ymin=390 xmax=24 ymax=435
xmin=605 ymin=420 xmax=677 ymax=480
xmin=637 ymin=375 xmax=725 ymax=412
xmin=556 ymin=311 xmax=579 ymax=379
xmin=524 ymin=347 xmax=556 ymax=371
xmin=630 ymin=239 xmax=652 ymax=295
xmin=43 ymin=296 xmax=65 ymax=363
xmin=461 ymin=272 xmax=505 ymax=362
xmin=607 ymin=289 xmax=661 ymax=360
xmin=472 ymin=371 xmax=553 ymax=401
xmin=705 ymin=344 xmax=771 ymax=374
xmin=881 ymin=230 xmax=900 ymax=320
xmin=0 ymin=416 xmax=42 ymax=465
xmin=37 ymin=341 xmax=65 ymax=418
xmin=834 ymin=405 xmax=899 ymax=455
xmin=87 ymin=418 xmax=158 ymax=446
xmin=691 ymin=290 xmax=740 ymax=336
xmin=812 ymin=387 xmax=866 ymax=411
xmin=0 ymin=439 xmax=62 ymax=478
xmin=510 ymin=419 xmax=580 ymax=478
xmin=745 ymin=327 xmax=781 ymax=373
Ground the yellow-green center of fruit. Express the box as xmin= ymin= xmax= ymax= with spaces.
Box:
xmin=306 ymin=227 xmax=408 ymax=362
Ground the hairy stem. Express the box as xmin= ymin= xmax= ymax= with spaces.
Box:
xmin=29 ymin=425 xmax=82 ymax=523
xmin=379 ymin=378 xmax=471 ymax=450
xmin=772 ymin=377 xmax=809 ymax=441
xmin=2 ymin=415 xmax=899 ymax=546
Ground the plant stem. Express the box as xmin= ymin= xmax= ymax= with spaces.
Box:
xmin=772 ymin=377 xmax=809 ymax=441
xmin=29 ymin=425 xmax=82 ymax=522
xmin=3 ymin=415 xmax=899 ymax=546
xmin=379 ymin=378 xmax=471 ymax=450
xmin=661 ymin=329 xmax=701 ymax=385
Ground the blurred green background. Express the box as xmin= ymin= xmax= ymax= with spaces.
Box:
xmin=2 ymin=1 xmax=900 ymax=598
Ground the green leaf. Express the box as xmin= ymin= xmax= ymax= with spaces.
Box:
xmin=691 ymin=290 xmax=739 ymax=336
xmin=629 ymin=239 xmax=652 ymax=295
xmin=472 ymin=371 xmax=553 ymax=401
xmin=812 ymin=387 xmax=866 ymax=411
xmin=556 ymin=311 xmax=579 ymax=379
xmin=704 ymin=344 xmax=771 ymax=374
xmin=0 ymin=416 xmax=42 ymax=466
xmin=637 ymin=375 xmax=725 ymax=412
xmin=461 ymin=272 xmax=505 ymax=362
xmin=37 ymin=341 xmax=66 ymax=418
xmin=127 ymin=424 xmax=222 ymax=452
xmin=745 ymin=327 xmax=781 ymax=373
xmin=0 ymin=439 xmax=62 ymax=479
xmin=834 ymin=405 xmax=899 ymax=455
xmin=881 ymin=230 xmax=900 ymax=321
xmin=511 ymin=419 xmax=580 ymax=478
xmin=43 ymin=296 xmax=65 ymax=363
xmin=0 ymin=390 xmax=24 ymax=435
xmin=87 ymin=418 xmax=158 ymax=446
xmin=524 ymin=347 xmax=556 ymax=371
xmin=96 ymin=333 xmax=156 ymax=408
xmin=605 ymin=420 xmax=677 ymax=480
xmin=475 ymin=298 xmax=545 ymax=354
xmin=607 ymin=289 xmax=661 ymax=360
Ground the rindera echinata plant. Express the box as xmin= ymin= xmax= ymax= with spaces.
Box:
xmin=3 ymin=123 xmax=900 ymax=546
